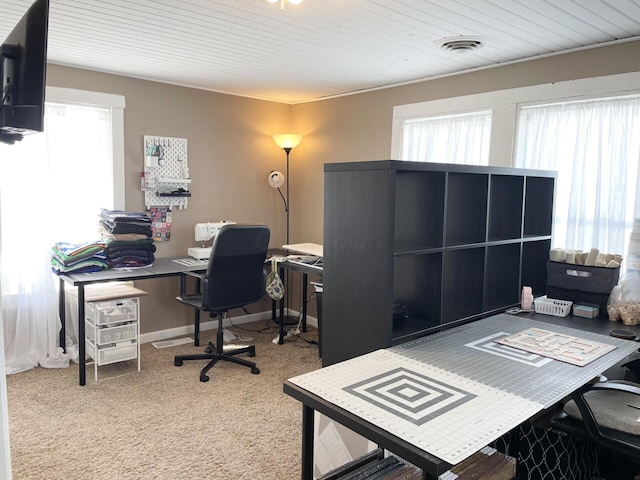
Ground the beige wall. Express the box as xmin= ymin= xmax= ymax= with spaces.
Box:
xmin=47 ymin=65 xmax=292 ymax=333
xmin=47 ymin=39 xmax=640 ymax=335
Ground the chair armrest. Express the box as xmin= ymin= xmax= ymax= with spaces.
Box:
xmin=183 ymin=270 xmax=205 ymax=280
xmin=178 ymin=271 xmax=205 ymax=298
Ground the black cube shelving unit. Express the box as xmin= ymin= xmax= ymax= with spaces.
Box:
xmin=322 ymin=160 xmax=556 ymax=366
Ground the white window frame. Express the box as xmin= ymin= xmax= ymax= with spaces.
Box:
xmin=391 ymin=72 xmax=640 ymax=180
xmin=44 ymin=86 xmax=126 ymax=209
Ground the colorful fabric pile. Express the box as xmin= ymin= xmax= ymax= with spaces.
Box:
xmin=99 ymin=209 xmax=155 ymax=268
xmin=51 ymin=241 xmax=108 ymax=274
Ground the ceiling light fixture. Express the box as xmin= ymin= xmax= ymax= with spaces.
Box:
xmin=435 ymin=36 xmax=484 ymax=53
xmin=267 ymin=0 xmax=302 ymax=11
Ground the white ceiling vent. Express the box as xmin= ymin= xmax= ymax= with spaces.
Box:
xmin=436 ymin=36 xmax=484 ymax=53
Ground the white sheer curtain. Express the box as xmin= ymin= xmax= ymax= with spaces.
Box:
xmin=401 ymin=111 xmax=492 ymax=165
xmin=0 ymin=102 xmax=113 ymax=374
xmin=515 ymin=96 xmax=640 ymax=256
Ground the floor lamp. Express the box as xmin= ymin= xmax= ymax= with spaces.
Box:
xmin=272 ymin=134 xmax=302 ymax=244
xmin=271 ymin=133 xmax=302 ymax=325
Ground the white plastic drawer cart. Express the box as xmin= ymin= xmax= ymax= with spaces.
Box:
xmin=79 ymin=284 xmax=148 ymax=381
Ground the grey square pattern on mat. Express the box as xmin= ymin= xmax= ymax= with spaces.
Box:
xmin=288 ymin=348 xmax=541 ymax=465
xmin=343 ymin=367 xmax=476 ymax=425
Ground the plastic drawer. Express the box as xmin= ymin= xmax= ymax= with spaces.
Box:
xmin=86 ymin=340 xmax=137 ymax=365
xmin=86 ymin=298 xmax=138 ymax=325
xmin=85 ymin=321 xmax=137 ymax=346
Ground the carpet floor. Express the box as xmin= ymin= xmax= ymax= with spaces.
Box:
xmin=6 ymin=320 xmax=322 ymax=480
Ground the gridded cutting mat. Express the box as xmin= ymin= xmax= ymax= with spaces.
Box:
xmin=288 ymin=349 xmax=541 ymax=465
xmin=393 ymin=314 xmax=639 ymax=408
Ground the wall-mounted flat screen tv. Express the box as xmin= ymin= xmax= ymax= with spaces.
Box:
xmin=0 ymin=0 xmax=49 ymax=145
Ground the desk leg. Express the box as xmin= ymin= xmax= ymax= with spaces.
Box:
xmin=194 ymin=310 xmax=200 ymax=347
xmin=78 ymin=285 xmax=86 ymax=386
xmin=301 ymin=273 xmax=308 ymax=332
xmin=58 ymin=278 xmax=66 ymax=353
xmin=278 ymin=296 xmax=285 ymax=344
xmin=278 ymin=266 xmax=285 ymax=344
xmin=194 ymin=276 xmax=201 ymax=346
xmin=301 ymin=404 xmax=314 ymax=480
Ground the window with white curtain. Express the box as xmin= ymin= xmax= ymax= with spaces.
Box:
xmin=392 ymin=72 xmax=640 ymax=270
xmin=515 ymin=96 xmax=640 ymax=256
xmin=0 ymin=88 xmax=125 ymax=374
xmin=400 ymin=110 xmax=492 ymax=165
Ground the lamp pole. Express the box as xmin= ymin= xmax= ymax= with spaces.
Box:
xmin=284 ymin=146 xmax=291 ymax=245
xmin=272 ymin=133 xmax=301 ymax=244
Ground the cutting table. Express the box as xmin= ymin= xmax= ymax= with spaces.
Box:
xmin=284 ymin=313 xmax=640 ymax=479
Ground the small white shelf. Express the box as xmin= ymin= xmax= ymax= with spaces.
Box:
xmin=158 ymin=177 xmax=191 ymax=184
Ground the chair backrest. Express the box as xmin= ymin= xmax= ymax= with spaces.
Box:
xmin=203 ymin=224 xmax=270 ymax=313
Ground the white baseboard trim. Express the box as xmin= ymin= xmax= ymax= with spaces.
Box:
xmin=139 ymin=309 xmax=318 ymax=344
xmin=306 ymin=316 xmax=319 ymax=329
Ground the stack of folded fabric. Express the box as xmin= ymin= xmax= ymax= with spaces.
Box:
xmin=51 ymin=240 xmax=108 ymax=274
xmin=99 ymin=209 xmax=155 ymax=268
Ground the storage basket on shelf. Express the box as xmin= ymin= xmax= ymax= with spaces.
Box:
xmin=534 ymin=296 xmax=572 ymax=317
xmin=86 ymin=298 xmax=138 ymax=325
xmin=546 ymin=261 xmax=620 ymax=317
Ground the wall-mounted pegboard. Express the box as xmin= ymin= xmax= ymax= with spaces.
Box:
xmin=142 ymin=135 xmax=191 ymax=210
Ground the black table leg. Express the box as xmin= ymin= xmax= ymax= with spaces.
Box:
xmin=279 ymin=297 xmax=285 ymax=344
xmin=279 ymin=265 xmax=285 ymax=344
xmin=78 ymin=285 xmax=86 ymax=386
xmin=301 ymin=404 xmax=314 ymax=480
xmin=58 ymin=278 xmax=66 ymax=353
xmin=195 ymin=276 xmax=201 ymax=346
xmin=301 ymin=273 xmax=308 ymax=332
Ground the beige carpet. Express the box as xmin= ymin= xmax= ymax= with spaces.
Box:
xmin=6 ymin=321 xmax=322 ymax=480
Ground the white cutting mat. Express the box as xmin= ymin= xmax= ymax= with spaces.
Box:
xmin=288 ymin=349 xmax=541 ymax=465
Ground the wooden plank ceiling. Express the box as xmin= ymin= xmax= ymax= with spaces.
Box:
xmin=2 ymin=0 xmax=640 ymax=103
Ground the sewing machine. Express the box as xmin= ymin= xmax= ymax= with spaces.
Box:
xmin=187 ymin=221 xmax=235 ymax=259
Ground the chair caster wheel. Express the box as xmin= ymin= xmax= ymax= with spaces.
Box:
xmin=200 ymin=375 xmax=210 ymax=382
xmin=174 ymin=359 xmax=183 ymax=366
xmin=204 ymin=346 xmax=213 ymax=354
xmin=251 ymin=367 xmax=260 ymax=375
xmin=249 ymin=351 xmax=256 ymax=358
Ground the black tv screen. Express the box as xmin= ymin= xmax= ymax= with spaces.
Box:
xmin=0 ymin=0 xmax=49 ymax=145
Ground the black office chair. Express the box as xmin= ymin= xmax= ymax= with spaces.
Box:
xmin=550 ymin=379 xmax=640 ymax=473
xmin=174 ymin=224 xmax=270 ymax=382
xmin=622 ymin=358 xmax=640 ymax=381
